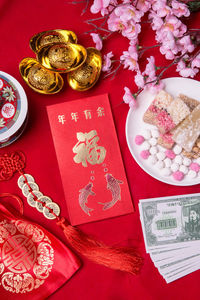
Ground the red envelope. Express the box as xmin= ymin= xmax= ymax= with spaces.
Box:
xmin=47 ymin=94 xmax=134 ymax=225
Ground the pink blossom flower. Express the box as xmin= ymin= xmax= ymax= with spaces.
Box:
xmin=159 ymin=31 xmax=178 ymax=53
xmin=179 ymin=67 xmax=198 ymax=78
xmin=136 ymin=0 xmax=151 ymax=13
xmin=176 ymin=58 xmax=187 ymax=72
xmin=176 ymin=59 xmax=198 ymax=78
xmin=149 ymin=11 xmax=163 ymax=31
xmin=143 ymin=56 xmax=156 ymax=79
xmin=90 ymin=0 xmax=113 ymax=16
xmin=115 ymin=4 xmax=143 ymax=23
xmin=122 ymin=21 xmax=141 ymax=40
xmin=102 ymin=51 xmax=113 ymax=72
xmin=171 ymin=0 xmax=190 ymax=18
xmin=135 ymin=71 xmax=145 ymax=88
xmin=178 ymin=35 xmax=195 ymax=54
xmin=120 ymin=45 xmax=139 ymax=71
xmin=191 ymin=54 xmax=200 ymax=69
xmin=90 ymin=33 xmax=103 ymax=50
xmin=148 ymin=81 xmax=165 ymax=93
xmin=163 ymin=15 xmax=187 ymax=38
xmin=159 ymin=31 xmax=178 ymax=59
xmin=152 ymin=0 xmax=171 ymax=18
xmin=165 ymin=50 xmax=175 ymax=60
xmin=123 ymin=87 xmax=137 ymax=108
xmin=108 ymin=11 xmax=126 ymax=32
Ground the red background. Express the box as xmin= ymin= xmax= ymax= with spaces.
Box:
xmin=0 ymin=1 xmax=200 ymax=299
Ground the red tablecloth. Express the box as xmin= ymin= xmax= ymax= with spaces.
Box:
xmin=0 ymin=1 xmax=200 ymax=299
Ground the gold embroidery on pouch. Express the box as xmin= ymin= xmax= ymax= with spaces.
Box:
xmin=0 ymin=220 xmax=54 ymax=294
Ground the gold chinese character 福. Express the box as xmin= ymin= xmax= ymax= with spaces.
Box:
xmin=72 ymin=130 xmax=106 ymax=167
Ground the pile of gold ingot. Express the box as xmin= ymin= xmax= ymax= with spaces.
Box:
xmin=19 ymin=30 xmax=102 ymax=94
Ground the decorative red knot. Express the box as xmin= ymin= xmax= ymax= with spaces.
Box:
xmin=0 ymin=151 xmax=26 ymax=181
xmin=56 ymin=217 xmax=70 ymax=228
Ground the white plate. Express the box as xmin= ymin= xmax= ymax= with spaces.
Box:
xmin=126 ymin=77 xmax=200 ymax=186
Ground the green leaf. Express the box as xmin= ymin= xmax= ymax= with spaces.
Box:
xmin=188 ymin=1 xmax=200 ymax=12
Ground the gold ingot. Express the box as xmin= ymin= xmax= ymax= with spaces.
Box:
xmin=67 ymin=48 xmax=102 ymax=91
xmin=19 ymin=57 xmax=64 ymax=94
xmin=37 ymin=43 xmax=87 ymax=73
xmin=30 ymin=29 xmax=77 ymax=53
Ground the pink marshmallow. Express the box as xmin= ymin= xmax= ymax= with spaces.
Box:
xmin=189 ymin=162 xmax=200 ymax=172
xmin=172 ymin=171 xmax=184 ymax=181
xmin=135 ymin=135 xmax=145 ymax=145
xmin=140 ymin=150 xmax=150 ymax=159
xmin=165 ymin=150 xmax=176 ymax=159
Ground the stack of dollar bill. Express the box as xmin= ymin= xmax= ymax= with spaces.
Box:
xmin=139 ymin=193 xmax=200 ymax=283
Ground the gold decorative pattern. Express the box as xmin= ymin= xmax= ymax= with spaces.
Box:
xmin=67 ymin=47 xmax=102 ymax=91
xmin=0 ymin=219 xmax=54 ymax=294
xmin=19 ymin=57 xmax=64 ymax=94
xmin=29 ymin=29 xmax=77 ymax=53
xmin=37 ymin=43 xmax=87 ymax=73
xmin=73 ymin=130 xmax=106 ymax=167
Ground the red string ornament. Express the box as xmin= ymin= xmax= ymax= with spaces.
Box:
xmin=0 ymin=151 xmax=143 ymax=274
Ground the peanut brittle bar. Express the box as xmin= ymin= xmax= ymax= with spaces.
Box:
xmin=173 ymin=104 xmax=200 ymax=152
xmin=179 ymin=94 xmax=199 ymax=111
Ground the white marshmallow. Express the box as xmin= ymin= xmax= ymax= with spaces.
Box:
xmin=155 ymin=161 xmax=164 ymax=169
xmin=159 ymin=146 xmax=166 ymax=152
xmin=150 ymin=146 xmax=158 ymax=155
xmin=149 ymin=137 xmax=157 ymax=146
xmin=151 ymin=129 xmax=159 ymax=138
xmin=171 ymin=163 xmax=179 ymax=172
xmin=156 ymin=152 xmax=166 ymax=161
xmin=142 ymin=129 xmax=152 ymax=140
xmin=183 ymin=157 xmax=191 ymax=166
xmin=173 ymin=145 xmax=182 ymax=155
xmin=174 ymin=155 xmax=183 ymax=165
xmin=161 ymin=168 xmax=171 ymax=176
xmin=142 ymin=141 xmax=151 ymax=150
xmin=187 ymin=170 xmax=197 ymax=178
xmin=179 ymin=165 xmax=188 ymax=175
xmin=164 ymin=158 xmax=172 ymax=168
xmin=148 ymin=155 xmax=157 ymax=164
xmin=196 ymin=157 xmax=200 ymax=165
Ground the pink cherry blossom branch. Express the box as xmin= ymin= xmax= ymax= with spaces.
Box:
xmin=103 ymin=62 xmax=123 ymax=79
xmin=69 ymin=0 xmax=91 ymax=15
xmin=71 ymin=0 xmax=200 ymax=108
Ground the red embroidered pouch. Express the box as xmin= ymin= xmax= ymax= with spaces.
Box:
xmin=0 ymin=198 xmax=80 ymax=300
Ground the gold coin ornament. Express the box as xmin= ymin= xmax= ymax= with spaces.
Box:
xmin=36 ymin=196 xmax=52 ymax=212
xmin=37 ymin=43 xmax=87 ymax=73
xmin=18 ymin=174 xmax=35 ymax=189
xmin=27 ymin=191 xmax=43 ymax=208
xmin=22 ymin=182 xmax=39 ymax=197
xmin=29 ymin=29 xmax=78 ymax=53
xmin=19 ymin=57 xmax=64 ymax=94
xmin=67 ymin=47 xmax=102 ymax=91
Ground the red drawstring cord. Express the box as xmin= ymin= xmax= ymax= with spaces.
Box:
xmin=0 ymin=193 xmax=24 ymax=215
